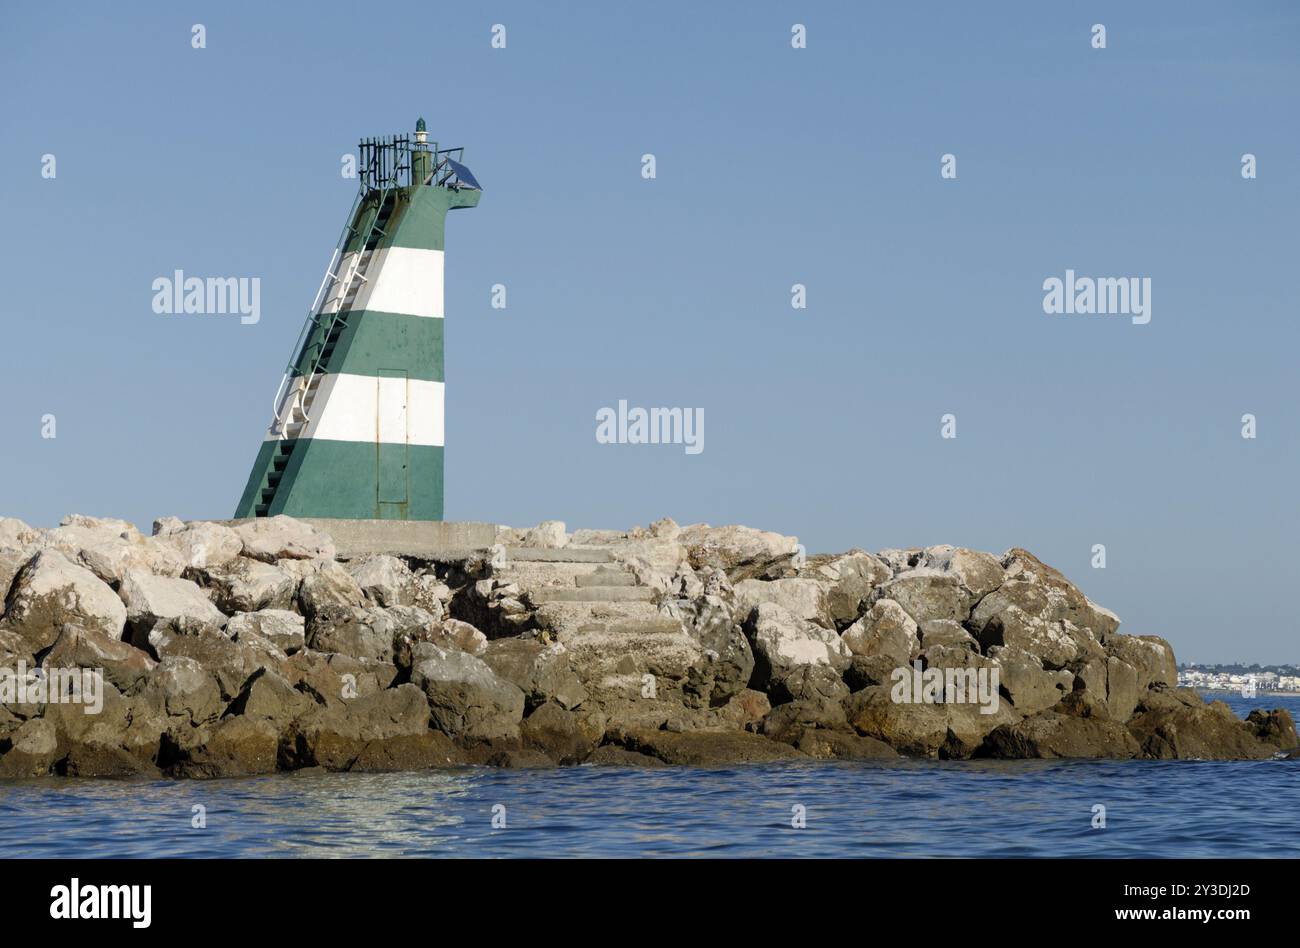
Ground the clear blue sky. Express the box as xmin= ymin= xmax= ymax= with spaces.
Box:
xmin=2 ymin=2 xmax=1297 ymax=663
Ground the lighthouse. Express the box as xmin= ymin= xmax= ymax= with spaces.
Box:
xmin=235 ymin=119 xmax=481 ymax=521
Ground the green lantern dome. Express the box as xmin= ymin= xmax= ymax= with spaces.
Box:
xmin=416 ymin=116 xmax=426 ymax=133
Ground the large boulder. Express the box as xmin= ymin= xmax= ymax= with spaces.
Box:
xmin=298 ymin=562 xmax=366 ymax=617
xmin=520 ymin=701 xmax=605 ymax=763
xmin=733 ymin=578 xmax=832 ymax=629
xmin=152 ymin=518 xmax=245 ymax=570
xmin=226 ymin=609 xmax=306 ymax=655
xmin=142 ymin=656 xmax=223 ymax=728
xmin=843 ymin=684 xmax=1017 ymax=758
xmin=523 ymin=520 xmax=568 ymax=549
xmin=1128 ymin=696 xmax=1277 ymax=760
xmin=200 ymin=558 xmax=299 ymax=613
xmin=281 ymin=683 xmax=433 ymax=770
xmin=677 ymin=523 xmax=799 ymax=575
xmin=409 ymin=645 xmax=526 ymax=741
xmin=537 ymin=604 xmax=709 ymax=720
xmin=841 ymin=598 xmax=918 ymax=664
xmin=666 ymin=590 xmax=755 ymax=707
xmin=987 ymin=645 xmax=1074 ymax=715
xmin=743 ymin=602 xmax=850 ymax=690
xmin=119 ymin=570 xmax=227 ymax=642
xmin=968 ymin=581 xmax=1100 ymax=670
xmin=282 ymin=649 xmax=397 ymax=710
xmin=763 ymin=663 xmax=852 ymax=741
xmin=1247 ymin=708 xmax=1298 ymax=752
xmin=233 ymin=516 xmax=335 ymax=563
xmin=972 ymin=551 xmax=1123 ymax=647
xmin=307 ymin=606 xmax=437 ymax=664
xmin=227 ymin=668 xmax=315 ymax=731
xmin=347 ymin=555 xmax=417 ymax=607
xmin=870 ymin=570 xmax=974 ymax=625
xmin=170 ymin=717 xmax=280 ymax=778
xmin=0 ymin=518 xmax=40 ymax=552
xmin=793 ymin=728 xmax=898 ymax=760
xmin=392 ymin=617 xmax=488 ymax=673
xmin=917 ymin=545 xmax=1005 ymax=599
xmin=481 ymin=637 xmax=588 ymax=711
xmin=980 ymin=710 xmax=1141 ymax=758
xmin=42 ymin=623 xmax=156 ymax=693
xmin=148 ymin=620 xmax=284 ymax=701
xmin=1105 ymin=634 xmax=1178 ymax=691
xmin=0 ymin=717 xmax=61 ymax=777
xmin=799 ymin=551 xmax=892 ymax=629
xmin=2 ymin=550 xmax=127 ymax=650
xmin=73 ymin=537 xmax=186 ymax=586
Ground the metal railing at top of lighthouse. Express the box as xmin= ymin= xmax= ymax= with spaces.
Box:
xmin=270 ymin=137 xmax=416 ymax=435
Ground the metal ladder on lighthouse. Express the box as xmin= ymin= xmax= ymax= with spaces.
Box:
xmin=257 ymin=141 xmax=412 ymax=516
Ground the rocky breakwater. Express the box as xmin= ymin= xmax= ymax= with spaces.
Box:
xmin=0 ymin=513 xmax=1293 ymax=777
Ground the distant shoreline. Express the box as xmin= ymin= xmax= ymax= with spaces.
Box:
xmin=1191 ymin=685 xmax=1300 ymax=699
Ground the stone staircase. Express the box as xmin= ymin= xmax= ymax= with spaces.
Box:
xmin=498 ymin=547 xmax=655 ymax=610
xmin=495 ymin=547 xmax=699 ymax=695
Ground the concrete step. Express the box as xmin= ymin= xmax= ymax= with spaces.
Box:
xmin=574 ymin=568 xmax=637 ymax=588
xmin=505 ymin=546 xmax=615 ymax=564
xmin=531 ymin=586 xmax=655 ymax=604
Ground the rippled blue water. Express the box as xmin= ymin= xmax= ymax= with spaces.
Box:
xmin=1 ymin=693 xmax=1294 ymax=858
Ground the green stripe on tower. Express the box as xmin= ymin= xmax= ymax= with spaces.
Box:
xmin=291 ymin=310 xmax=444 ymax=382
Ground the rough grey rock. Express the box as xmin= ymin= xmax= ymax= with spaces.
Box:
xmin=307 ymin=606 xmax=436 ymax=664
xmin=743 ymin=601 xmax=851 ymax=690
xmin=841 ymin=598 xmax=918 ymax=664
xmin=980 ymin=710 xmax=1141 ymax=759
xmin=199 ymin=558 xmax=299 ymax=613
xmin=347 ymin=555 xmax=418 ymax=607
xmin=233 ymin=515 xmax=336 ymax=563
xmin=843 ymin=684 xmax=1017 ymax=758
xmin=1105 ymin=634 xmax=1178 ymax=691
xmin=871 ymin=570 xmax=974 ymax=626
xmin=667 ymin=591 xmax=754 ymax=708
xmin=520 ymin=701 xmax=605 ymax=763
xmin=409 ymin=645 xmax=526 ymax=741
xmin=152 ymin=519 xmax=245 ymax=570
xmin=799 ymin=550 xmax=892 ymax=629
xmin=225 ymin=668 xmax=314 ymax=730
xmin=120 ymin=570 xmax=227 ymax=641
xmin=733 ymin=578 xmax=831 ymax=629
xmin=143 ymin=656 xmax=223 ymax=728
xmin=987 ymin=645 xmax=1075 ymax=715
xmin=42 ymin=623 xmax=156 ymax=693
xmin=481 ymin=637 xmax=588 ymax=711
xmin=677 ymin=523 xmax=799 ymax=574
xmin=281 ymin=683 xmax=433 ymax=771
xmin=171 ymin=716 xmax=280 ymax=778
xmin=1128 ymin=696 xmax=1279 ymax=760
xmin=2 ymin=550 xmax=127 ymax=650
xmin=917 ymin=619 xmax=979 ymax=651
xmin=793 ymin=728 xmax=899 ymax=760
xmin=282 ymin=649 xmax=397 ymax=710
xmin=0 ymin=718 xmax=61 ymax=777
xmin=522 ymin=520 xmax=568 ymax=549
xmin=227 ymin=609 xmax=306 ymax=655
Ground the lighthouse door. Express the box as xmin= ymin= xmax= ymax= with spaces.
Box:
xmin=376 ymin=370 xmax=410 ymax=519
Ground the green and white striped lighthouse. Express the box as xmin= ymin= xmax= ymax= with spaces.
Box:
xmin=236 ymin=120 xmax=481 ymax=521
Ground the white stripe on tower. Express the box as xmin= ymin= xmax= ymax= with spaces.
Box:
xmin=267 ymin=374 xmax=445 ymax=446
xmin=320 ymin=247 xmax=444 ymax=318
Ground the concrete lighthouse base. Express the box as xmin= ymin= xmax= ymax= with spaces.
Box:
xmin=221 ymin=517 xmax=500 ymax=560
